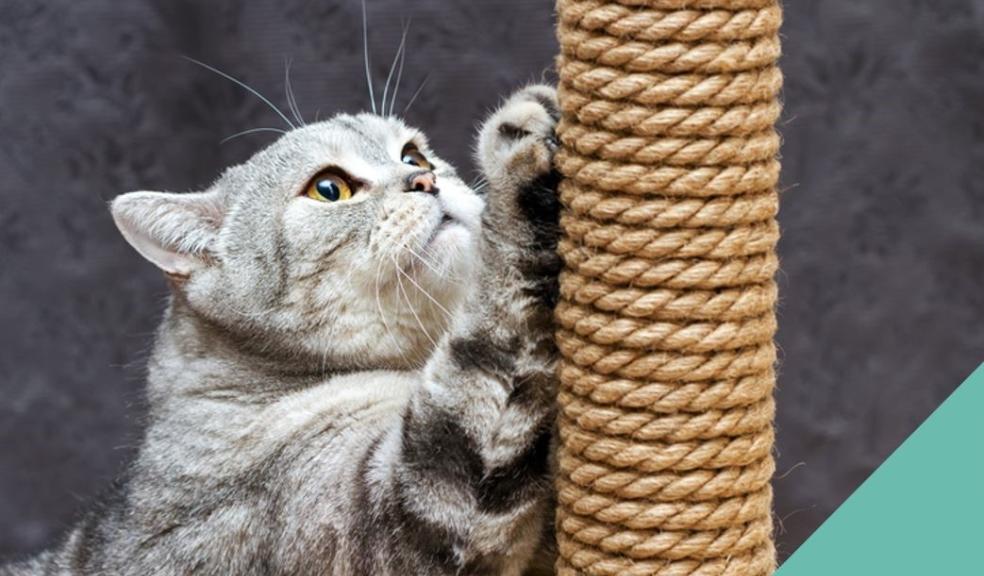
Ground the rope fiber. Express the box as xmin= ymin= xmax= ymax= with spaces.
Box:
xmin=553 ymin=1 xmax=782 ymax=574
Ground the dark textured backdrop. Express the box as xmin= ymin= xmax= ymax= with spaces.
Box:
xmin=2 ymin=0 xmax=983 ymax=564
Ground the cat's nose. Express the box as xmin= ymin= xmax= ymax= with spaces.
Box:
xmin=405 ymin=171 xmax=438 ymax=195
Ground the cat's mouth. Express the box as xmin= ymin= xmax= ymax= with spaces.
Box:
xmin=428 ymin=212 xmax=457 ymax=242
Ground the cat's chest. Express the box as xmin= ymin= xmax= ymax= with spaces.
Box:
xmin=250 ymin=369 xmax=417 ymax=445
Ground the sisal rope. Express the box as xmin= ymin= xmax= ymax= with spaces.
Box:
xmin=553 ymin=1 xmax=782 ymax=574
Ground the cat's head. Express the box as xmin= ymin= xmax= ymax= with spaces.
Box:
xmin=112 ymin=114 xmax=484 ymax=371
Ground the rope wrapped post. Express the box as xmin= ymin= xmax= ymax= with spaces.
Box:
xmin=552 ymin=1 xmax=782 ymax=574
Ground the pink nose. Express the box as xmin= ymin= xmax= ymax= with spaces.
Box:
xmin=406 ymin=171 xmax=437 ymax=194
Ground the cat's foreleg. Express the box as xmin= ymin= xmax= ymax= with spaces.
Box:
xmin=368 ymin=85 xmax=561 ymax=574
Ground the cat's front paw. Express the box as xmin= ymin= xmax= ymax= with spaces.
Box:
xmin=478 ymin=85 xmax=559 ymax=194
xmin=476 ymin=85 xmax=560 ymax=249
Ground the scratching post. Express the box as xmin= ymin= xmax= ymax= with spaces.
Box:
xmin=552 ymin=1 xmax=782 ymax=574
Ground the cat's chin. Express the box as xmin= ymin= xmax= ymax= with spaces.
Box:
xmin=418 ymin=222 xmax=477 ymax=284
xmin=427 ymin=219 xmax=468 ymax=248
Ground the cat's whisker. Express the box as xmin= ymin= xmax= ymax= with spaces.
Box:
xmin=392 ymin=254 xmax=438 ymax=352
xmin=402 ymin=74 xmax=430 ymax=117
xmin=284 ymin=57 xmax=305 ymax=126
xmin=388 ymin=21 xmax=410 ymax=117
xmin=470 ymin=177 xmax=490 ymax=195
xmin=395 ymin=238 xmax=461 ymax=332
xmin=361 ymin=0 xmax=377 ymax=115
xmin=381 ymin=22 xmax=410 ymax=118
xmin=182 ymin=56 xmax=296 ymax=130
xmin=375 ymin=253 xmax=415 ymax=368
xmin=220 ymin=127 xmax=287 ymax=144
xmin=414 ymin=254 xmax=466 ymax=288
xmin=388 ymin=259 xmax=430 ymax=369
xmin=395 ymin=263 xmax=453 ymax=322
xmin=397 ymin=242 xmax=464 ymax=332
xmin=404 ymin=237 xmax=467 ymax=288
xmin=388 ymin=225 xmax=466 ymax=288
xmin=409 ymin=264 xmax=427 ymax=325
xmin=402 ymin=244 xmax=443 ymax=277
xmin=374 ymin=256 xmax=399 ymax=348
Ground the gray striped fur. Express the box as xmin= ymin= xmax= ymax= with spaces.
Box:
xmin=2 ymin=85 xmax=560 ymax=576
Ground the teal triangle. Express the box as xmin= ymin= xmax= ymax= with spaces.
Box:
xmin=777 ymin=363 xmax=984 ymax=575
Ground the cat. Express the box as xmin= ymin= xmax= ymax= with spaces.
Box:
xmin=1 ymin=84 xmax=562 ymax=575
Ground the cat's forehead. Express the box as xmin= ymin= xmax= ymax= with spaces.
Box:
xmin=218 ymin=114 xmax=434 ymax=190
xmin=287 ymin=113 xmax=423 ymax=164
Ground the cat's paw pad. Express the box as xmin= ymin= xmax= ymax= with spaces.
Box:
xmin=477 ymin=85 xmax=559 ymax=189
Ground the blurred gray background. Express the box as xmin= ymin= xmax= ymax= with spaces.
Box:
xmin=2 ymin=0 xmax=983 ymax=564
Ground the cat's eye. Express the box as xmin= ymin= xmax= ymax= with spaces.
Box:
xmin=401 ymin=144 xmax=433 ymax=171
xmin=306 ymin=170 xmax=353 ymax=202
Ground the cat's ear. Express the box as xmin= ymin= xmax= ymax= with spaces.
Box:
xmin=111 ymin=190 xmax=224 ymax=276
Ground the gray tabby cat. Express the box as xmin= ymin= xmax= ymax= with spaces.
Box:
xmin=2 ymin=84 xmax=561 ymax=575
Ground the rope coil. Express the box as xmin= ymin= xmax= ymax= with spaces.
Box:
xmin=554 ymin=0 xmax=781 ymax=573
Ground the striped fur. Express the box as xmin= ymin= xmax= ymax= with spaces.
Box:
xmin=2 ymin=85 xmax=560 ymax=575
